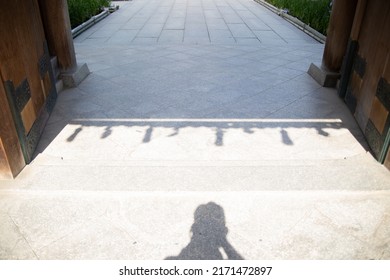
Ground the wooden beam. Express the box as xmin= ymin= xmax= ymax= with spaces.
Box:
xmin=0 ymin=79 xmax=25 ymax=179
xmin=322 ymin=0 xmax=358 ymax=72
xmin=350 ymin=0 xmax=367 ymax=41
xmin=38 ymin=0 xmax=77 ymax=71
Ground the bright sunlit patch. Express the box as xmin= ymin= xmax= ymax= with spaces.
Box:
xmin=72 ymin=118 xmax=343 ymax=123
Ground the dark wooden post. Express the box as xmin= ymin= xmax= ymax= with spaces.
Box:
xmin=0 ymin=81 xmax=25 ymax=179
xmin=38 ymin=0 xmax=77 ymax=72
xmin=322 ymin=0 xmax=358 ymax=72
xmin=308 ymin=0 xmax=358 ymax=87
xmin=337 ymin=0 xmax=367 ymax=98
xmin=38 ymin=0 xmax=90 ymax=87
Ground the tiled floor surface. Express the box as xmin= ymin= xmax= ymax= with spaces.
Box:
xmin=75 ymin=0 xmax=318 ymax=45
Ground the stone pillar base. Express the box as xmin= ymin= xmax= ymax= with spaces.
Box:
xmin=307 ymin=63 xmax=340 ymax=88
xmin=61 ymin=63 xmax=90 ymax=88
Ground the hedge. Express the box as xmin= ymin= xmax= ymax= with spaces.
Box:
xmin=264 ymin=0 xmax=332 ymax=35
xmin=68 ymin=0 xmax=111 ymax=28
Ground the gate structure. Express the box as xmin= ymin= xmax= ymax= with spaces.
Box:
xmin=0 ymin=0 xmax=88 ymax=178
xmin=309 ymin=0 xmax=390 ymax=170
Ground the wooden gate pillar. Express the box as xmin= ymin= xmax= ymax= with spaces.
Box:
xmin=323 ymin=0 xmax=358 ymax=71
xmin=308 ymin=0 xmax=358 ymax=87
xmin=38 ymin=0 xmax=89 ymax=87
xmin=0 ymin=82 xmax=25 ymax=179
xmin=38 ymin=0 xmax=76 ymax=71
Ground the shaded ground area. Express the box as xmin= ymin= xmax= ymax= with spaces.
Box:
xmin=0 ymin=0 xmax=389 ymax=260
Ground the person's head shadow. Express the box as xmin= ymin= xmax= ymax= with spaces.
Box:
xmin=165 ymin=202 xmax=244 ymax=260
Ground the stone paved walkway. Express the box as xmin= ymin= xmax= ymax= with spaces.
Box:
xmin=1 ymin=0 xmax=390 ymax=260
xmin=75 ymin=0 xmax=317 ymax=45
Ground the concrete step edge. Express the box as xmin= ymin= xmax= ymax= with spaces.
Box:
xmin=30 ymin=154 xmax=377 ymax=167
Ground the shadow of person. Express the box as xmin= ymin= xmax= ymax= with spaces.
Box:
xmin=166 ymin=202 xmax=244 ymax=260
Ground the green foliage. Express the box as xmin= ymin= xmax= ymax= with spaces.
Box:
xmin=264 ymin=0 xmax=331 ymax=35
xmin=68 ymin=0 xmax=111 ymax=28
